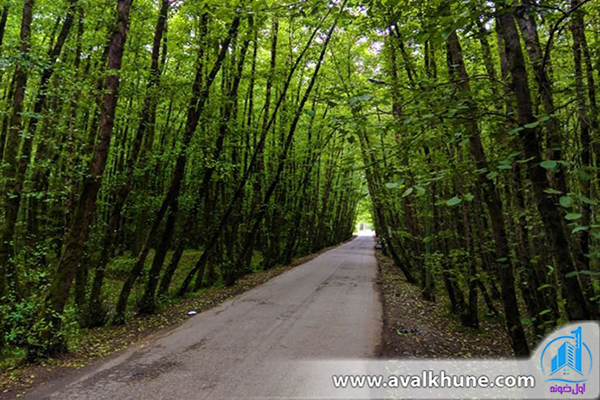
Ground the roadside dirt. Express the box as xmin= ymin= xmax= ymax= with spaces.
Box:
xmin=376 ymin=251 xmax=514 ymax=359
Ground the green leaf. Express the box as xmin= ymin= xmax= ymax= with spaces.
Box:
xmin=464 ymin=193 xmax=474 ymax=202
xmin=509 ymin=126 xmax=524 ymax=136
xmin=414 ymin=186 xmax=426 ymax=196
xmin=544 ymin=188 xmax=562 ymax=195
xmin=486 ymin=171 xmax=498 ymax=180
xmin=565 ymin=270 xmax=595 ymax=278
xmin=498 ymin=160 xmax=512 ymax=170
xmin=441 ymin=27 xmax=453 ymax=40
xmin=524 ymin=120 xmax=540 ymax=129
xmin=354 ymin=94 xmax=372 ymax=102
xmin=517 ymin=156 xmax=536 ymax=164
xmin=402 ymin=187 xmax=414 ymax=198
xmin=559 ymin=196 xmax=573 ymax=208
xmin=540 ymin=160 xmax=557 ymax=170
xmin=572 ymin=226 xmax=588 ymax=234
xmin=537 ymin=284 xmax=552 ymax=291
xmin=446 ymin=196 xmax=462 ymax=206
xmin=521 ymin=318 xmax=533 ymax=326
xmin=578 ymin=195 xmax=597 ymax=205
xmin=385 ymin=182 xmax=399 ymax=189
xmin=575 ymin=170 xmax=591 ymax=182
xmin=565 ymin=213 xmax=582 ymax=221
xmin=348 ymin=94 xmax=372 ymax=105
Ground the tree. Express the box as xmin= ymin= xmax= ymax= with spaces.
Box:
xmin=30 ymin=0 xmax=134 ymax=358
xmin=0 ymin=0 xmax=597 ymax=363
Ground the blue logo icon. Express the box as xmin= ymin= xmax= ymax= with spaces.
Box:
xmin=540 ymin=326 xmax=593 ymax=383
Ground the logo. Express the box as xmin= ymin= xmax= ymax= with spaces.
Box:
xmin=540 ymin=326 xmax=593 ymax=395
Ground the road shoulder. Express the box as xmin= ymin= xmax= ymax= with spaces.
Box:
xmin=376 ymin=251 xmax=514 ymax=359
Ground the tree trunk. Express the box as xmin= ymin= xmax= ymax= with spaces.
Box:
xmin=495 ymin=7 xmax=595 ymax=321
xmin=155 ymin=15 xmax=253 ymax=299
xmin=446 ymin=30 xmax=528 ymax=356
xmin=569 ymin=0 xmax=597 ymax=314
xmin=0 ymin=0 xmax=35 ymax=300
xmin=515 ymin=1 xmax=567 ymax=193
xmin=177 ymin=8 xmax=337 ymax=295
xmin=113 ymin=13 xmax=240 ymax=325
xmin=85 ymin=0 xmax=170 ymax=328
xmin=137 ymin=199 xmax=178 ymax=314
xmin=236 ymin=11 xmax=343 ymax=282
xmin=32 ymin=0 xmax=134 ymax=359
xmin=0 ymin=5 xmax=8 ymax=57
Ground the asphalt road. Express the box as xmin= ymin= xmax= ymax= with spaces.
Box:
xmin=27 ymin=235 xmax=382 ymax=399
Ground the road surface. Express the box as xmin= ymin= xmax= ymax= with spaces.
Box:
xmin=27 ymin=235 xmax=381 ymax=399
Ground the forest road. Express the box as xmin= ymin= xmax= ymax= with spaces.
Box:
xmin=26 ymin=235 xmax=382 ymax=400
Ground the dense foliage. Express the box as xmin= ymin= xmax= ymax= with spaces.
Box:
xmin=0 ymin=0 xmax=361 ymax=360
xmin=357 ymin=0 xmax=599 ymax=356
xmin=0 ymin=0 xmax=598 ymax=361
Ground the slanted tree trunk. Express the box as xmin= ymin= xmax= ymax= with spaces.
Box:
xmin=446 ymin=30 xmax=528 ymax=355
xmin=21 ymin=0 xmax=78 ymax=216
xmin=0 ymin=5 xmax=8 ymax=57
xmin=422 ymin=147 xmax=436 ymax=302
xmin=113 ymin=13 xmax=241 ymax=325
xmin=85 ymin=0 xmax=171 ymax=328
xmin=248 ymin=16 xmax=278 ymax=266
xmin=177 ymin=8 xmax=337 ymax=295
xmin=136 ymin=199 xmax=178 ymax=314
xmin=157 ymin=15 xmax=253 ymax=298
xmin=569 ymin=0 xmax=597 ymax=313
xmin=235 ymin=10 xmax=343 ymax=284
xmin=31 ymin=0 xmax=134 ymax=359
xmin=495 ymin=6 xmax=595 ymax=321
xmin=0 ymin=0 xmax=35 ymax=300
xmin=0 ymin=0 xmax=13 ymax=353
xmin=515 ymin=1 xmax=566 ymax=193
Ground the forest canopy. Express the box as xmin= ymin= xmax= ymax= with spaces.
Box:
xmin=0 ymin=0 xmax=599 ymax=362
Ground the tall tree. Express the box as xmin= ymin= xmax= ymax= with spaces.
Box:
xmin=85 ymin=0 xmax=171 ymax=327
xmin=113 ymin=11 xmax=242 ymax=324
xmin=0 ymin=0 xmax=35 ymax=300
xmin=446 ymin=29 xmax=529 ymax=356
xmin=31 ymin=0 xmax=134 ymax=357
xmin=495 ymin=4 xmax=595 ymax=320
